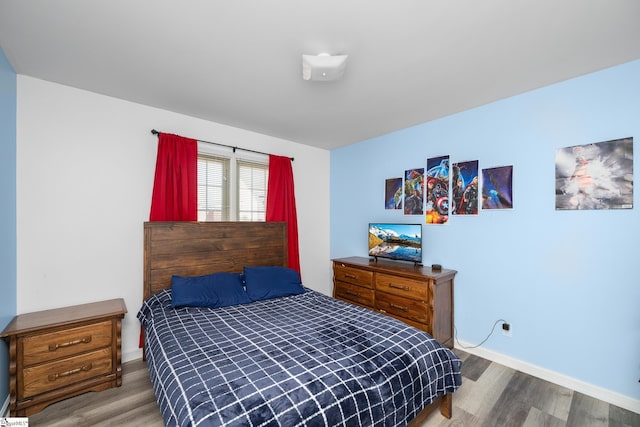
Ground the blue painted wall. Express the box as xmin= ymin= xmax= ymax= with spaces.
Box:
xmin=0 ymin=47 xmax=17 ymax=409
xmin=331 ymin=60 xmax=639 ymax=400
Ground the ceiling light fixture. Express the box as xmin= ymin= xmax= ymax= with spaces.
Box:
xmin=302 ymin=53 xmax=348 ymax=81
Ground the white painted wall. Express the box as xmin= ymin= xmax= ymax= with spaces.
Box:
xmin=16 ymin=75 xmax=331 ymax=362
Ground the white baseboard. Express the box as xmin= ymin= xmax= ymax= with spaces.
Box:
xmin=455 ymin=341 xmax=640 ymax=414
xmin=1 ymin=394 xmax=8 ymax=417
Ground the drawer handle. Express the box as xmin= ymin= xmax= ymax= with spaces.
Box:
xmin=49 ymin=336 xmax=92 ymax=352
xmin=388 ymin=283 xmax=410 ymax=291
xmin=344 ymin=273 xmax=358 ymax=279
xmin=345 ymin=290 xmax=361 ymax=297
xmin=390 ymin=303 xmax=409 ymax=312
xmin=48 ymin=363 xmax=93 ymax=382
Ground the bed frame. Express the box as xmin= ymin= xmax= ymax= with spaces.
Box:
xmin=142 ymin=221 xmax=452 ymax=423
xmin=143 ymin=221 xmax=289 ymax=301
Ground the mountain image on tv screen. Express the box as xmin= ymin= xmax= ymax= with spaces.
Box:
xmin=368 ymin=223 xmax=422 ymax=263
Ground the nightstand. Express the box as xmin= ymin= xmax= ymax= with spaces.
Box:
xmin=0 ymin=298 xmax=127 ymax=416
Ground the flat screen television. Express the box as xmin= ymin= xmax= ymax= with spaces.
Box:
xmin=368 ymin=223 xmax=422 ymax=265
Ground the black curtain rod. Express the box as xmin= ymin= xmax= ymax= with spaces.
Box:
xmin=151 ymin=129 xmax=294 ymax=161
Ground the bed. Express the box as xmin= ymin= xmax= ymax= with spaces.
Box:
xmin=138 ymin=221 xmax=461 ymax=426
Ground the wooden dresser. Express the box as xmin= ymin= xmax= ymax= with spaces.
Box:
xmin=0 ymin=298 xmax=127 ymax=416
xmin=333 ymin=257 xmax=456 ymax=348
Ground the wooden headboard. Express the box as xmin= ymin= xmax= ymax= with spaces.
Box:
xmin=143 ymin=221 xmax=288 ymax=301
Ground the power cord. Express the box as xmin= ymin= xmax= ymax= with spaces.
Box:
xmin=454 ymin=319 xmax=507 ymax=349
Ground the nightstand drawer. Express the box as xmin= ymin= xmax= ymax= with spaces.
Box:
xmin=334 ymin=263 xmax=374 ymax=288
xmin=334 ymin=281 xmax=375 ymax=307
xmin=23 ymin=320 xmax=113 ymax=366
xmin=22 ymin=347 xmax=113 ymax=399
xmin=375 ymin=273 xmax=427 ymax=300
xmin=376 ymin=291 xmax=429 ymax=324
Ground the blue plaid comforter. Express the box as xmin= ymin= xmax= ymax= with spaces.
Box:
xmin=138 ymin=289 xmax=461 ymax=427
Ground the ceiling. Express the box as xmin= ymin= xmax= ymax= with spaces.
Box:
xmin=1 ymin=1 xmax=640 ymax=150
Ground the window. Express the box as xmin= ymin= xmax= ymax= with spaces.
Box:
xmin=197 ymin=155 xmax=229 ymax=221
xmin=197 ymin=149 xmax=268 ymax=222
xmin=237 ymin=160 xmax=268 ymax=221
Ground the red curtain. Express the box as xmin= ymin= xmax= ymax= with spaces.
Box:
xmin=266 ymin=155 xmax=301 ymax=273
xmin=143 ymin=132 xmax=197 ymax=348
xmin=149 ymin=133 xmax=198 ymax=221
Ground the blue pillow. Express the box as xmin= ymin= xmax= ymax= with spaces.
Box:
xmin=243 ymin=266 xmax=304 ymax=301
xmin=171 ymin=272 xmax=251 ymax=308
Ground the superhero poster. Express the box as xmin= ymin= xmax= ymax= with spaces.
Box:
xmin=452 ymin=160 xmax=479 ymax=215
xmin=425 ymin=155 xmax=450 ymax=224
xmin=404 ymin=168 xmax=424 ymax=215
xmin=482 ymin=165 xmax=513 ymax=209
xmin=555 ymin=137 xmax=633 ymax=210
xmin=385 ymin=177 xmax=403 ymax=210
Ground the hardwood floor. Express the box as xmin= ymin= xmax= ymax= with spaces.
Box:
xmin=422 ymin=350 xmax=639 ymax=427
xmin=27 ymin=358 xmax=163 ymax=427
xmin=26 ymin=349 xmax=639 ymax=426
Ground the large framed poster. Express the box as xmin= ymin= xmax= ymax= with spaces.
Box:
xmin=555 ymin=137 xmax=633 ymax=210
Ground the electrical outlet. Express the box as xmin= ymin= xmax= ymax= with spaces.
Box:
xmin=501 ymin=321 xmax=512 ymax=337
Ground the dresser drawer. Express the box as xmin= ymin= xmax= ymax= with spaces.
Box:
xmin=375 ymin=273 xmax=428 ymax=300
xmin=376 ymin=291 xmax=429 ymax=324
xmin=23 ymin=320 xmax=113 ymax=366
xmin=334 ymin=264 xmax=374 ymax=289
xmin=382 ymin=311 xmax=430 ymax=333
xmin=22 ymin=347 xmax=113 ymax=399
xmin=334 ymin=281 xmax=375 ymax=307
